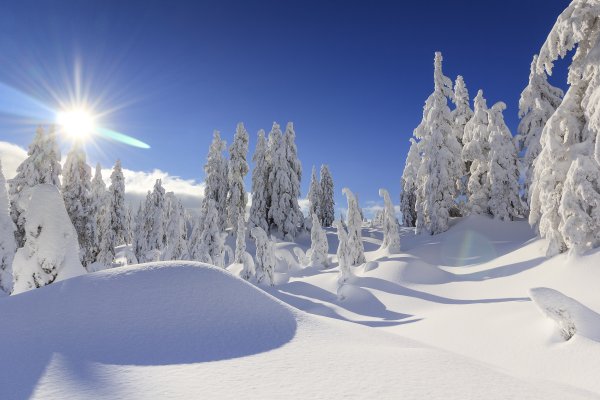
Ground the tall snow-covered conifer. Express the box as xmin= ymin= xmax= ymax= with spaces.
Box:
xmin=342 ymin=188 xmax=365 ymax=265
xmin=227 ymin=122 xmax=249 ymax=233
xmin=164 ymin=192 xmax=189 ymax=260
xmin=108 ymin=160 xmax=127 ymax=247
xmin=400 ymin=138 xmax=419 ymax=227
xmin=319 ymin=164 xmax=335 ymax=227
xmin=146 ymin=179 xmax=167 ymax=257
xmin=202 ymin=131 xmax=229 ymax=232
xmin=414 ymin=52 xmax=459 ymax=234
xmin=307 ymin=166 xmax=321 ymax=220
xmin=249 ymin=130 xmax=270 ymax=233
xmin=451 ymin=75 xmax=473 ymax=203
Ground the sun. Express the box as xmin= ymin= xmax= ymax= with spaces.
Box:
xmin=56 ymin=108 xmax=96 ymax=140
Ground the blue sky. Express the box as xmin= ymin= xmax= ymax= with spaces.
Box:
xmin=0 ymin=0 xmax=570 ymax=214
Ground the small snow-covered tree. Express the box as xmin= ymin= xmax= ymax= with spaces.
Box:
xmin=146 ymin=179 xmax=167 ymax=256
xmin=62 ymin=144 xmax=94 ymax=268
xmin=379 ymin=188 xmax=401 ymax=252
xmin=516 ymin=55 xmax=563 ymax=209
xmin=309 ymin=213 xmax=328 ymax=267
xmin=487 ymin=102 xmax=523 ymax=221
xmin=227 ymin=122 xmax=249 ymax=233
xmin=12 ymin=184 xmax=85 ymax=294
xmin=108 ymin=160 xmax=127 ymax=246
xmin=307 ymin=166 xmax=321 ymax=220
xmin=462 ymin=90 xmax=492 ymax=215
xmin=530 ymin=0 xmax=600 ymax=255
xmin=89 ymin=164 xmax=108 ymax=263
xmin=334 ymin=219 xmax=352 ymax=297
xmin=251 ymin=226 xmax=275 ymax=286
xmin=342 ymin=188 xmax=365 ymax=265
xmin=163 ymin=192 xmax=189 ymax=260
xmin=319 ymin=164 xmax=335 ymax=227
xmin=132 ymin=202 xmax=146 ymax=263
xmin=268 ymin=122 xmax=302 ymax=239
xmin=234 ymin=216 xmax=246 ymax=264
xmin=0 ymin=161 xmax=16 ymax=293
xmin=202 ymin=131 xmax=229 ymax=232
xmin=400 ymin=138 xmax=419 ymax=227
xmin=9 ymin=126 xmax=62 ymax=246
xmin=249 ymin=129 xmax=270 ymax=233
xmin=415 ymin=52 xmax=459 ymax=234
xmin=190 ymin=199 xmax=225 ymax=266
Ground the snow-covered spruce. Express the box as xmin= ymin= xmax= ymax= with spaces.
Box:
xmin=516 ymin=55 xmax=563 ymax=210
xmin=268 ymin=122 xmax=303 ymax=239
xmin=163 ymin=192 xmax=189 ymax=261
xmin=400 ymin=137 xmax=419 ymax=227
xmin=12 ymin=184 xmax=85 ymax=294
xmin=379 ymin=188 xmax=401 ymax=252
xmin=235 ymin=217 xmax=246 ymax=264
xmin=190 ymin=198 xmax=225 ymax=267
xmin=307 ymin=165 xmax=321 ymax=223
xmin=89 ymin=164 xmax=109 ymax=266
xmin=0 ymin=161 xmax=16 ymax=293
xmin=451 ymin=75 xmax=473 ymax=203
xmin=227 ymin=122 xmax=249 ymax=234
xmin=342 ymin=188 xmax=365 ymax=265
xmin=248 ymin=129 xmax=270 ymax=233
xmin=487 ymin=102 xmax=523 ymax=221
xmin=202 ymin=131 xmax=229 ymax=232
xmin=251 ymin=226 xmax=276 ymax=286
xmin=146 ymin=179 xmax=167 ymax=258
xmin=319 ymin=164 xmax=335 ymax=227
xmin=462 ymin=90 xmax=491 ymax=216
xmin=107 ymin=160 xmax=128 ymax=256
xmin=308 ymin=213 xmax=328 ymax=267
xmin=132 ymin=202 xmax=146 ymax=264
xmin=415 ymin=52 xmax=460 ymax=234
xmin=62 ymin=144 xmax=94 ymax=268
xmin=530 ymin=0 xmax=600 ymax=255
xmin=9 ymin=126 xmax=62 ymax=247
xmin=334 ymin=219 xmax=352 ymax=299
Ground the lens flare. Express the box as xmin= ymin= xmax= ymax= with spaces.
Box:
xmin=56 ymin=109 xmax=95 ymax=139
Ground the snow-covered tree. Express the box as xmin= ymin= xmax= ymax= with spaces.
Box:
xmin=487 ymin=102 xmax=523 ymax=221
xmin=108 ymin=160 xmax=127 ymax=246
xmin=249 ymin=129 xmax=270 ymax=233
xmin=251 ymin=226 xmax=275 ymax=286
xmin=0 ymin=161 xmax=16 ymax=293
xmin=268 ymin=122 xmax=302 ymax=239
xmin=234 ymin=216 xmax=246 ymax=264
xmin=308 ymin=213 xmax=328 ymax=267
xmin=462 ymin=90 xmax=492 ymax=215
xmin=307 ymin=166 xmax=321 ymax=220
xmin=415 ymin=52 xmax=459 ymax=234
xmin=517 ymin=55 xmax=564 ymax=209
xmin=12 ymin=184 xmax=85 ymax=294
xmin=530 ymin=0 xmax=600 ymax=254
xmin=163 ymin=192 xmax=189 ymax=260
xmin=190 ymin=199 xmax=225 ymax=266
xmin=146 ymin=179 xmax=167 ymax=256
xmin=62 ymin=144 xmax=94 ymax=268
xmin=342 ymin=188 xmax=365 ymax=265
xmin=334 ymin=219 xmax=352 ymax=298
xmin=400 ymin=138 xmax=419 ymax=227
xmin=202 ymin=131 xmax=229 ymax=232
xmin=132 ymin=202 xmax=146 ymax=263
xmin=451 ymin=75 xmax=473 ymax=203
xmin=227 ymin=122 xmax=249 ymax=233
xmin=319 ymin=164 xmax=335 ymax=227
xmin=89 ymin=164 xmax=108 ymax=263
xmin=9 ymin=126 xmax=62 ymax=246
xmin=379 ymin=188 xmax=401 ymax=252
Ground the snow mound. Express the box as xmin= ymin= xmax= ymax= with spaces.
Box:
xmin=530 ymin=287 xmax=600 ymax=342
xmin=364 ymin=256 xmax=454 ymax=284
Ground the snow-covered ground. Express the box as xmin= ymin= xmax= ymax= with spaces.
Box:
xmin=3 ymin=216 xmax=600 ymax=399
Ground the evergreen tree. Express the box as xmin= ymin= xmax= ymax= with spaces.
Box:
xmin=307 ymin=166 xmax=321 ymax=220
xmin=249 ymin=130 xmax=270 ymax=233
xmin=342 ymin=188 xmax=365 ymax=265
xmin=9 ymin=126 xmax=62 ymax=246
xmin=164 ymin=192 xmax=189 ymax=260
xmin=227 ymin=122 xmax=249 ymax=233
xmin=62 ymin=144 xmax=94 ymax=268
xmin=132 ymin=202 xmax=146 ymax=263
xmin=190 ymin=199 xmax=224 ymax=266
xmin=251 ymin=226 xmax=275 ymax=286
xmin=234 ymin=216 xmax=246 ymax=264
xmin=462 ymin=90 xmax=491 ymax=215
xmin=202 ymin=131 xmax=229 ymax=232
xmin=487 ymin=102 xmax=523 ymax=221
xmin=517 ymin=54 xmax=564 ymax=210
xmin=415 ymin=52 xmax=458 ymax=234
xmin=309 ymin=213 xmax=328 ymax=267
xmin=400 ymin=138 xmax=419 ymax=227
xmin=0 ymin=161 xmax=16 ymax=293
xmin=530 ymin=0 xmax=600 ymax=254
xmin=451 ymin=75 xmax=473 ymax=203
xmin=146 ymin=179 xmax=167 ymax=256
xmin=90 ymin=163 xmax=108 ymax=264
xmin=319 ymin=164 xmax=335 ymax=227
xmin=334 ymin=219 xmax=352 ymax=299
xmin=379 ymin=188 xmax=401 ymax=252
xmin=108 ymin=160 xmax=127 ymax=247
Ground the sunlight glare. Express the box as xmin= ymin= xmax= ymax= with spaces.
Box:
xmin=56 ymin=108 xmax=96 ymax=139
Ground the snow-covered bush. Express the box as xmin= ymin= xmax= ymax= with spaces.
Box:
xmin=342 ymin=188 xmax=365 ymax=265
xmin=309 ymin=213 xmax=328 ymax=267
xmin=334 ymin=219 xmax=352 ymax=299
xmin=12 ymin=184 xmax=85 ymax=294
xmin=251 ymin=226 xmax=275 ymax=286
xmin=379 ymin=188 xmax=400 ymax=252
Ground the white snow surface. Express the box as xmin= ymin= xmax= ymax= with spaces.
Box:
xmin=4 ymin=215 xmax=600 ymax=398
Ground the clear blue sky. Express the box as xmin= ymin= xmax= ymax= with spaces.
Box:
xmin=0 ymin=0 xmax=570 ymax=213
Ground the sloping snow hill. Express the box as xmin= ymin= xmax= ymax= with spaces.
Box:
xmin=0 ymin=262 xmax=594 ymax=399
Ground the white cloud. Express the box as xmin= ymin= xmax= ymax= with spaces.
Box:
xmin=0 ymin=141 xmax=27 ymax=179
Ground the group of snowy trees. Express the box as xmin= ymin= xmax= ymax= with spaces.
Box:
xmin=400 ymin=51 xmax=559 ymax=235
xmin=0 ymin=127 xmax=129 ymax=292
xmin=307 ymin=164 xmax=335 ymax=228
xmin=401 ymin=0 xmax=600 ymax=257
